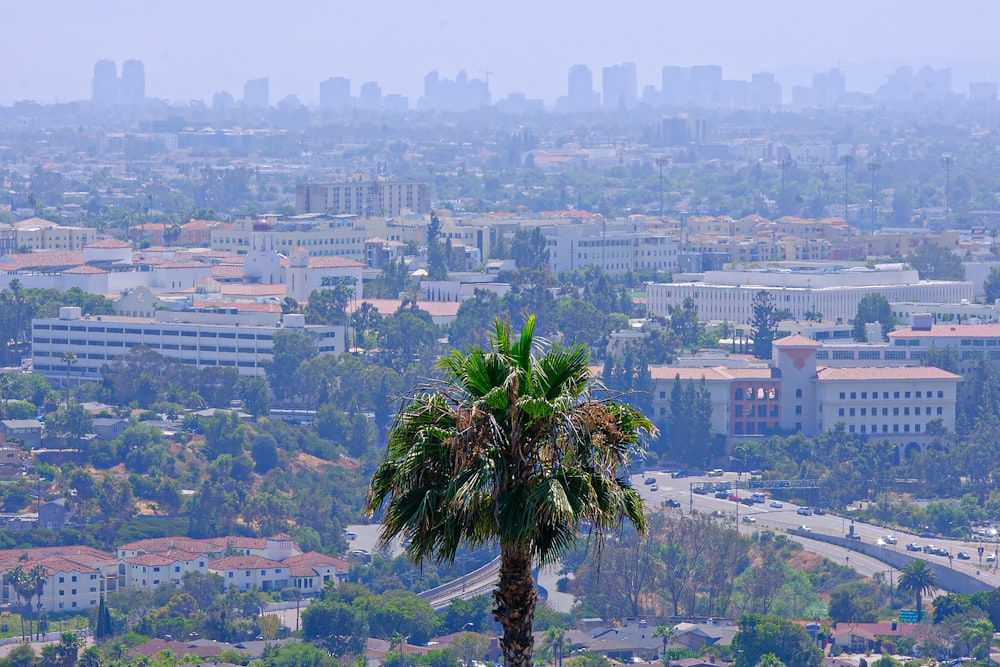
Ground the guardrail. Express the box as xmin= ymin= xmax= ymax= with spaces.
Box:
xmin=419 ymin=556 xmax=502 ymax=611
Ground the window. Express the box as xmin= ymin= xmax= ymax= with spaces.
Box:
xmin=795 ymin=388 xmax=802 ymax=398
xmin=937 ymin=391 xmax=944 ymax=398
xmin=915 ymin=407 xmax=921 ymax=415
xmin=850 ymin=392 xmax=857 ymax=399
xmin=795 ymin=405 xmax=802 ymax=414
xmin=849 ymin=408 xmax=855 ymax=416
xmin=838 ymin=408 xmax=845 ymax=416
xmin=861 ymin=392 xmax=867 ymax=399
xmin=904 ymin=391 xmax=911 ymax=399
xmin=861 ymin=408 xmax=867 ymax=416
xmin=894 ymin=392 xmax=900 ymax=399
xmin=893 ymin=407 xmax=899 ymax=416
xmin=839 ymin=392 xmax=846 ymax=400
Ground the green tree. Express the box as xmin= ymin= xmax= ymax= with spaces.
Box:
xmin=265 ymin=329 xmax=318 ymax=401
xmin=852 ymin=293 xmax=894 ymax=342
xmin=897 ymin=559 xmax=938 ymax=619
xmin=237 ymin=376 xmax=270 ymax=418
xmin=653 ymin=625 xmax=675 ymax=659
xmin=660 ymin=377 xmax=713 ymax=465
xmin=301 ymin=598 xmax=369 ymax=657
xmin=985 ymin=266 xmax=1000 ymax=305
xmin=669 ymin=297 xmax=703 ymax=348
xmin=960 ymin=616 xmax=995 ymax=662
xmin=426 ymin=213 xmax=448 ymax=280
xmin=828 ymin=582 xmax=879 ymax=623
xmin=306 ymin=284 xmax=355 ymax=325
xmin=905 ymin=244 xmax=965 ymax=281
xmin=750 ymin=291 xmax=778 ymax=359
xmin=732 ymin=614 xmax=822 ymax=667
xmin=368 ymin=316 xmax=654 ymax=667
xmin=510 ymin=227 xmax=550 ymax=272
xmin=259 ymin=642 xmax=339 ymax=667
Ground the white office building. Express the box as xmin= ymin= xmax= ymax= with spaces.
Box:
xmin=31 ymin=307 xmax=344 ymax=383
xmin=647 ymin=264 xmax=973 ymax=326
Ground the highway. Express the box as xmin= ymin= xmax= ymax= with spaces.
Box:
xmin=636 ymin=469 xmax=1000 ymax=594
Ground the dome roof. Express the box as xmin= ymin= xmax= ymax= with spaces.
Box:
xmin=252 ymin=220 xmax=275 ymax=232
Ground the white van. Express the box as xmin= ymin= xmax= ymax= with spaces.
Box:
xmin=751 ymin=492 xmax=767 ymax=504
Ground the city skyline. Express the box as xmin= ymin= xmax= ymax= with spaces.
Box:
xmin=2 ymin=0 xmax=1000 ymax=106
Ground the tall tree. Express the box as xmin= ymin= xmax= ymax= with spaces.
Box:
xmin=852 ymin=293 xmax=894 ymax=342
xmin=732 ymin=614 xmax=822 ymax=667
xmin=426 ymin=213 xmax=448 ymax=280
xmin=897 ymin=559 xmax=938 ymax=619
xmin=985 ymin=266 xmax=1000 ymax=304
xmin=669 ymin=297 xmax=703 ymax=348
xmin=905 ymin=244 xmax=965 ymax=281
xmin=510 ymin=227 xmax=550 ymax=272
xmin=368 ymin=317 xmax=654 ymax=667
xmin=750 ymin=291 xmax=778 ymax=360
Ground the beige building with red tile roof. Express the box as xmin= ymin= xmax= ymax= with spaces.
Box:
xmin=644 ymin=334 xmax=960 ymax=457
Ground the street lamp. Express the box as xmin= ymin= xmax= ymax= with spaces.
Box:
xmin=867 ymin=160 xmax=881 ymax=235
xmin=462 ymin=622 xmax=475 ymax=633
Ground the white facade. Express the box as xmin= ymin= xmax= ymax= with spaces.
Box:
xmin=123 ymin=551 xmax=209 ymax=589
xmin=31 ymin=307 xmax=344 ymax=382
xmin=648 ymin=265 xmax=973 ymax=326
xmin=209 ymin=555 xmax=288 ymax=592
xmin=542 ymin=222 xmax=679 ymax=276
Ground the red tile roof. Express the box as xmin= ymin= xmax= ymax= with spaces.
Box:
xmin=773 ymin=334 xmax=820 ymax=347
xmin=63 ymin=265 xmax=108 ymax=275
xmin=209 ymin=555 xmax=284 ymax=570
xmin=816 ymin=366 xmax=961 ymax=381
xmin=890 ymin=323 xmax=1000 ymax=339
xmin=86 ymin=239 xmax=132 ymax=249
xmin=345 ymin=299 xmax=461 ymax=318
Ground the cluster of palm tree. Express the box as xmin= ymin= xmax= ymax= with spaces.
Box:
xmin=9 ymin=562 xmax=48 ymax=641
xmin=368 ymin=316 xmax=655 ymax=667
xmin=896 ymin=559 xmax=938 ymax=620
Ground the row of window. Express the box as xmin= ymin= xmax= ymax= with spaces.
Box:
xmin=36 ymin=325 xmax=277 ymax=340
xmin=838 ymin=406 xmax=944 ymax=417
xmin=838 ymin=390 xmax=945 ymax=400
xmin=847 ymin=423 xmax=927 ymax=434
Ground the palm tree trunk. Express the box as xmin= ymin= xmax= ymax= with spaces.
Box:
xmin=494 ymin=546 xmax=537 ymax=667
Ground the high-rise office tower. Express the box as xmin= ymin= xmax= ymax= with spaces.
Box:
xmin=602 ymin=62 xmax=637 ymax=110
xmin=92 ymin=60 xmax=118 ymax=105
xmin=120 ymin=59 xmax=145 ymax=106
xmin=358 ymin=81 xmax=382 ymax=110
xmin=319 ymin=77 xmax=352 ymax=110
xmin=565 ymin=65 xmax=599 ymax=112
xmin=243 ymin=78 xmax=270 ymax=108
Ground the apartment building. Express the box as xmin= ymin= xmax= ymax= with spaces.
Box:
xmin=3 ymin=218 xmax=95 ymax=252
xmin=31 ymin=307 xmax=344 ymax=383
xmin=295 ymin=180 xmax=431 ymax=217
xmin=542 ymin=222 xmax=679 ymax=276
xmin=0 ymin=546 xmax=119 ymax=614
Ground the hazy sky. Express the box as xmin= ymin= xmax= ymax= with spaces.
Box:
xmin=2 ymin=0 xmax=999 ymax=105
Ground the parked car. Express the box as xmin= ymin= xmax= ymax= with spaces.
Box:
xmin=671 ymin=470 xmax=686 ymax=478
xmin=797 ymin=507 xmax=813 ymax=516
xmin=664 ymin=499 xmax=682 ymax=508
xmin=693 ymin=485 xmax=710 ymax=495
xmin=741 ymin=498 xmax=755 ymax=507
xmin=906 ymin=543 xmax=922 ymax=552
xmin=770 ymin=500 xmax=784 ymax=508
xmin=813 ymin=508 xmax=826 ymax=515
xmin=708 ymin=469 xmax=725 ymax=477
xmin=643 ymin=477 xmax=656 ymax=485
xmin=742 ymin=516 xmax=757 ymax=523
xmin=957 ymin=552 xmax=971 ymax=560
xmin=715 ymin=491 xmax=730 ymax=499
xmin=729 ymin=494 xmax=743 ymax=502
xmin=987 ymin=553 xmax=997 ymax=563
xmin=650 ymin=485 xmax=658 ymax=491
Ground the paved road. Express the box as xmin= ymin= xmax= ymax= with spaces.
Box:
xmin=638 ymin=469 xmax=1000 ymax=592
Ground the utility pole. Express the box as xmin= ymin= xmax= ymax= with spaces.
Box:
xmin=868 ymin=160 xmax=881 ymax=235
xmin=656 ymin=156 xmax=669 ymax=218
xmin=778 ymin=159 xmax=792 ymax=216
xmin=841 ymin=155 xmax=853 ymax=222
xmin=941 ymin=153 xmax=954 ymax=226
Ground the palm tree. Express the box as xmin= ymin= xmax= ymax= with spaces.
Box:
xmin=368 ymin=316 xmax=654 ymax=667
xmin=8 ymin=565 xmax=31 ymax=640
xmin=654 ymin=625 xmax=675 ymax=658
xmin=541 ymin=627 xmax=571 ymax=667
xmin=897 ymin=559 xmax=937 ymax=620
xmin=61 ymin=351 xmax=77 ymax=405
xmin=28 ymin=564 xmax=47 ymax=641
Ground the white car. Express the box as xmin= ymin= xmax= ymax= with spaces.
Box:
xmin=798 ymin=525 xmax=812 ymax=532
xmin=742 ymin=516 xmax=757 ymax=524
xmin=770 ymin=500 xmax=783 ymax=508
xmin=988 ymin=553 xmax=997 ymax=563
xmin=883 ymin=535 xmax=897 ymax=545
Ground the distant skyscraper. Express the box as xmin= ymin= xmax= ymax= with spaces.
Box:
xmin=120 ymin=59 xmax=145 ymax=106
xmin=419 ymin=70 xmax=489 ymax=111
xmin=212 ymin=91 xmax=235 ymax=114
xmin=243 ymin=78 xmax=270 ymax=108
xmin=559 ymin=65 xmax=599 ymax=112
xmin=320 ymin=77 xmax=352 ymax=110
xmin=602 ymin=62 xmax=637 ymax=110
xmin=358 ymin=82 xmax=382 ymax=110
xmin=92 ymin=60 xmax=118 ymax=105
